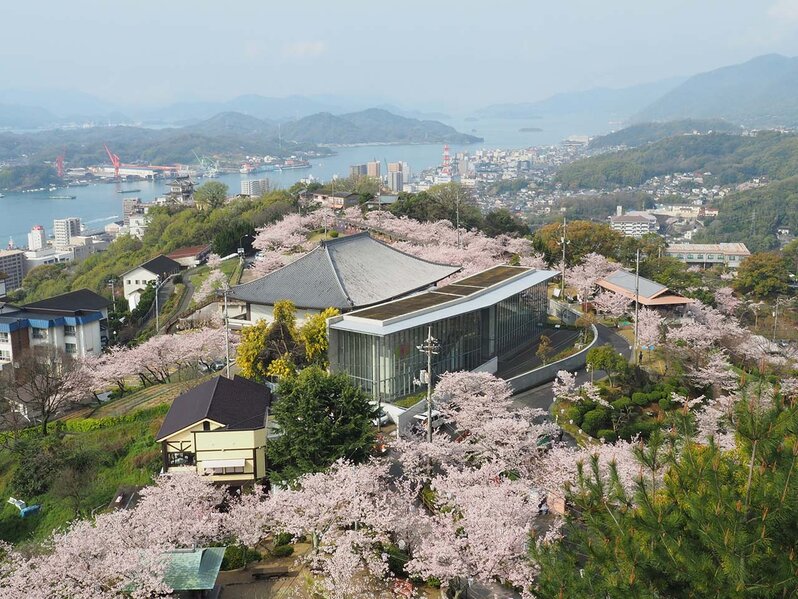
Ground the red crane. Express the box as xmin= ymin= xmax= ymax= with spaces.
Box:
xmin=55 ymin=152 xmax=65 ymax=178
xmin=104 ymin=144 xmax=121 ymax=179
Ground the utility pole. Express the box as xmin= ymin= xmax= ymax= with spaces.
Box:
xmin=633 ymin=249 xmax=641 ymax=365
xmin=559 ymin=216 xmax=568 ymax=300
xmin=417 ymin=327 xmax=439 ymax=443
xmin=222 ymin=284 xmax=231 ymax=378
xmin=107 ymin=278 xmax=117 ymax=313
xmin=456 ymin=192 xmax=461 ymax=249
xmin=154 ymin=275 xmax=161 ymax=333
xmin=772 ymin=297 xmax=786 ymax=343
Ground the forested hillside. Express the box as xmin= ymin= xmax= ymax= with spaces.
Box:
xmin=589 ymin=119 xmax=739 ymax=149
xmin=694 ymin=175 xmax=798 ymax=251
xmin=557 ymin=131 xmax=798 ymax=189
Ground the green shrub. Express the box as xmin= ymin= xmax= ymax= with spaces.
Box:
xmin=658 ymin=396 xmax=674 ymax=411
xmin=576 ymin=401 xmax=597 ymax=418
xmin=611 ymin=397 xmax=632 ymax=411
xmin=329 ymin=230 xmax=339 ymax=238
xmin=271 ymin=544 xmax=294 ymax=558
xmin=564 ymin=406 xmax=583 ymax=426
xmin=631 ymin=392 xmax=650 ymax=407
xmin=274 ymin=532 xmax=292 ymax=546
xmin=221 ymin=544 xmax=261 ymax=570
xmin=597 ymin=429 xmax=617 ymax=443
xmin=383 ymin=543 xmax=409 ymax=577
xmin=582 ymin=408 xmax=611 ymax=437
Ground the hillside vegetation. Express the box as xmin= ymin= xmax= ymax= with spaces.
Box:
xmin=589 ymin=119 xmax=740 ymax=149
xmin=557 ymin=131 xmax=798 ymax=189
xmin=694 ymin=175 xmax=798 ymax=251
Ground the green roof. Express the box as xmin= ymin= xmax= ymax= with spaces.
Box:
xmin=163 ymin=547 xmax=225 ymax=591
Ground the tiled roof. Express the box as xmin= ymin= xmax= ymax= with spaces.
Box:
xmin=229 ymin=232 xmax=461 ymax=310
xmin=23 ymin=289 xmax=110 ymax=313
xmin=124 ymin=255 xmax=182 ymax=278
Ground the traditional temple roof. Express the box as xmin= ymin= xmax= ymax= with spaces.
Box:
xmin=228 ymin=232 xmax=461 ymax=310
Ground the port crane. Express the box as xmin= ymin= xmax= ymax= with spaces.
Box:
xmin=55 ymin=149 xmax=65 ymax=178
xmin=104 ymin=144 xmax=121 ymax=179
xmin=103 ymin=144 xmax=183 ymax=179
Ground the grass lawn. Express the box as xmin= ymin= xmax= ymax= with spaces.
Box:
xmin=0 ymin=375 xmax=214 ymax=545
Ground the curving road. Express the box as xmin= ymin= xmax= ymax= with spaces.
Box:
xmin=511 ymin=324 xmax=632 ymax=412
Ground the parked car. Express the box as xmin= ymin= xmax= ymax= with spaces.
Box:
xmin=413 ymin=410 xmax=448 ymax=431
xmin=210 ymin=359 xmax=227 ymax=371
xmin=372 ymin=408 xmax=391 ymax=427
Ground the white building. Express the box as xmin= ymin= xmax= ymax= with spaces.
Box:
xmin=0 ymin=289 xmax=110 ymax=370
xmin=27 ymin=225 xmax=47 ymax=251
xmin=664 ymin=243 xmax=751 ymax=269
xmin=389 ymin=170 xmax=403 ymax=193
xmin=121 ymin=255 xmax=181 ymax=310
xmin=128 ymin=213 xmax=149 ymax=239
xmin=240 ymin=179 xmax=270 ymax=197
xmin=23 ymin=247 xmax=74 ymax=272
xmin=53 ymin=217 xmax=81 ymax=249
xmin=609 ymin=207 xmax=658 ymax=238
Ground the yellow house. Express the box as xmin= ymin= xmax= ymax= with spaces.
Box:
xmin=156 ymin=375 xmax=272 ymax=485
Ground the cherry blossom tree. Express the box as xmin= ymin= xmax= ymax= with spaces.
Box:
xmin=714 ymin=286 xmax=741 ymax=316
xmin=688 ymin=351 xmax=739 ymax=397
xmin=0 ymin=473 xmax=225 ymax=598
xmin=635 ymin=307 xmax=662 ymax=350
xmin=552 ymin=370 xmax=578 ymax=403
xmin=564 ymin=252 xmax=617 ymax=307
xmin=197 ymin=268 xmax=227 ymax=301
xmin=592 ymin=290 xmax=631 ymax=325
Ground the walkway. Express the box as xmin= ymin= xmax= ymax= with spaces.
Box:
xmin=511 ymin=324 xmax=631 ymax=413
xmin=497 ymin=328 xmax=581 ymax=379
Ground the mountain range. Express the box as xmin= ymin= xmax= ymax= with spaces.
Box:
xmin=475 ymin=54 xmax=798 ymax=129
xmin=0 ymin=108 xmax=480 ymax=166
xmin=633 ymin=54 xmax=798 ymax=126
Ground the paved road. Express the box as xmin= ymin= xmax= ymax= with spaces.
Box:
xmin=511 ymin=324 xmax=632 ymax=413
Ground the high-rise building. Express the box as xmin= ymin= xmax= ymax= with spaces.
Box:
xmin=53 ymin=217 xmax=81 ymax=249
xmin=349 ymin=164 xmax=368 ymax=179
xmin=389 ymin=171 xmax=404 ymax=193
xmin=367 ymin=161 xmax=381 ymax=179
xmin=387 ymin=162 xmax=403 ymax=173
xmin=123 ymin=197 xmax=143 ymax=227
xmin=0 ymin=249 xmax=25 ymax=290
xmin=27 ymin=225 xmax=46 ymax=251
xmin=241 ymin=179 xmax=270 ymax=197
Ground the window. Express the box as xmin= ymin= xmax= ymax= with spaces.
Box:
xmin=209 ymin=466 xmax=245 ymax=475
xmin=202 ymin=421 xmax=211 ymax=431
xmin=0 ymin=349 xmax=10 ymax=360
xmin=0 ymin=332 xmax=8 ymax=343
xmin=65 ymin=343 xmax=77 ymax=355
xmin=64 ymin=325 xmax=76 ymax=336
xmin=31 ymin=329 xmax=47 ymax=340
xmin=127 ymin=279 xmax=132 ymax=285
xmin=167 ymin=452 xmax=195 ymax=467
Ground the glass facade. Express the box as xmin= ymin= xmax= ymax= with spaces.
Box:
xmin=331 ymin=281 xmax=548 ymax=402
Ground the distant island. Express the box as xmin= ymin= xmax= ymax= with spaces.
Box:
xmin=0 ymin=108 xmax=481 ymax=167
xmin=519 ymin=127 xmax=543 ymax=132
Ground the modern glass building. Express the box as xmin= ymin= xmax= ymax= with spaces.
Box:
xmin=328 ymin=265 xmax=558 ymax=403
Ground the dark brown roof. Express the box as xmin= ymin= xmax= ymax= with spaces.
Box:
xmin=23 ymin=288 xmax=110 ymax=313
xmin=129 ymin=255 xmax=182 ymax=278
xmin=156 ymin=375 xmax=271 ymax=441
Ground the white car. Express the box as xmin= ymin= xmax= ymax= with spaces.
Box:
xmin=372 ymin=408 xmax=391 ymax=427
xmin=413 ymin=410 xmax=448 ymax=430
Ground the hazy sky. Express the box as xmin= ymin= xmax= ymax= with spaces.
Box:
xmin=3 ymin=0 xmax=798 ymax=110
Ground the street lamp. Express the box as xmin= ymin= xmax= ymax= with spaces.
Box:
xmin=218 ymin=283 xmax=232 ymax=378
xmin=107 ymin=277 xmax=117 ymax=313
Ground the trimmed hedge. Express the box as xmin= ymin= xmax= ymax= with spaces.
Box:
xmin=221 ymin=544 xmax=261 ymax=570
xmin=597 ymin=429 xmax=617 ymax=443
xmin=582 ymin=408 xmax=611 ymax=437
xmin=271 ymin=544 xmax=294 ymax=558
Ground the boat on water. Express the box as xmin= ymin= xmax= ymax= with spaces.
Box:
xmin=117 ymin=189 xmax=141 ymax=194
xmin=0 ymin=193 xmax=4 ymax=198
xmin=49 ymin=195 xmax=77 ymax=200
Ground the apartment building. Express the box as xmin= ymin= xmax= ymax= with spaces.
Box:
xmin=0 ymin=250 xmax=25 ymax=291
xmin=664 ymin=243 xmax=751 ymax=269
xmin=609 ymin=207 xmax=658 ymax=238
xmin=53 ymin=217 xmax=81 ymax=249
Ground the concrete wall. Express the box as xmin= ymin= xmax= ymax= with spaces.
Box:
xmin=505 ymin=324 xmax=598 ymax=394
xmin=395 ymin=398 xmax=429 ymax=437
xmin=472 ymin=356 xmax=498 ymax=374
xmin=549 ymin=298 xmax=582 ymax=326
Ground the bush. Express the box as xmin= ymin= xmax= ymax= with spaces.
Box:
xmin=582 ymin=408 xmax=611 ymax=437
xmin=658 ymin=396 xmax=674 ymax=411
xmin=564 ymin=406 xmax=584 ymax=426
xmin=611 ymin=397 xmax=632 ymax=411
xmin=383 ymin=543 xmax=409 ymax=577
xmin=597 ymin=429 xmax=617 ymax=443
xmin=329 ymin=230 xmax=339 ymax=238
xmin=271 ymin=544 xmax=294 ymax=558
xmin=631 ymin=392 xmax=650 ymax=407
xmin=274 ymin=532 xmax=292 ymax=546
xmin=221 ymin=544 xmax=261 ymax=570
